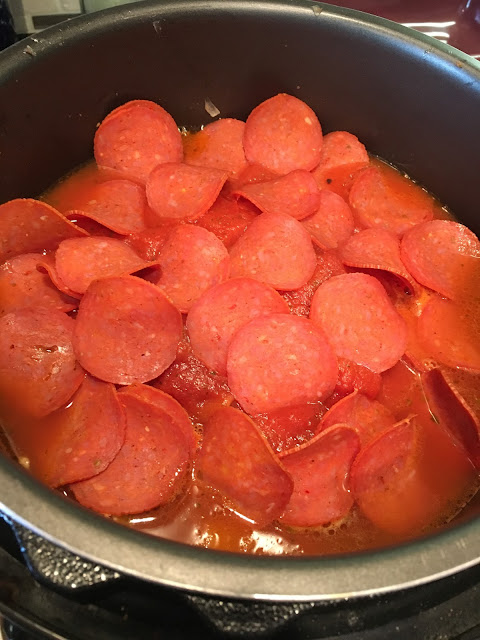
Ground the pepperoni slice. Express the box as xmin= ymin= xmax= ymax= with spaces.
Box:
xmin=301 ymin=190 xmax=355 ymax=249
xmin=400 ymin=219 xmax=480 ymax=300
xmin=281 ymin=249 xmax=347 ymax=316
xmin=94 ymin=100 xmax=183 ymax=183
xmin=62 ymin=180 xmax=147 ymax=235
xmin=55 ymin=237 xmax=149 ymax=295
xmin=417 ymin=296 xmax=480 ymax=371
xmin=118 ymin=383 xmax=196 ymax=454
xmin=0 ymin=253 xmax=78 ymax=316
xmin=197 ymin=406 xmax=293 ymax=525
xmin=422 ymin=368 xmax=480 ymax=468
xmin=184 ymin=118 xmax=248 ymax=176
xmin=312 ymin=131 xmax=369 ymax=178
xmin=36 ymin=254 xmax=81 ymax=299
xmin=155 ymin=225 xmax=230 ymax=313
xmin=186 ymin=277 xmax=290 ymax=375
xmin=227 ymin=314 xmax=338 ymax=415
xmin=226 ymin=163 xmax=279 ymax=195
xmin=125 ymin=222 xmax=180 ymax=261
xmin=340 ymin=228 xmax=419 ymax=295
xmin=73 ymin=275 xmax=182 ymax=384
xmin=71 ymin=393 xmax=191 ymax=516
xmin=232 ymin=170 xmax=320 ymax=220
xmin=0 ymin=308 xmax=84 ymax=418
xmin=327 ymin=359 xmax=383 ymax=408
xmin=41 ymin=376 xmax=126 ymax=488
xmin=350 ymin=416 xmax=476 ymax=535
xmin=310 ymin=273 xmax=407 ymax=373
xmin=195 ymin=196 xmax=258 ymax=248
xmin=279 ymin=425 xmax=360 ymax=528
xmin=229 ymin=211 xmax=316 ymax=290
xmin=319 ymin=390 xmax=394 ymax=446
xmin=253 ymin=402 xmax=326 ymax=454
xmin=243 ymin=94 xmax=323 ymax=174
xmin=349 ymin=165 xmax=433 ymax=235
xmin=146 ymin=163 xmax=228 ymax=221
xmin=0 ymin=199 xmax=87 ymax=264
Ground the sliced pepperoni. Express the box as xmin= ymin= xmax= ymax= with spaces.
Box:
xmin=197 ymin=406 xmax=293 ymax=525
xmin=350 ymin=416 xmax=476 ymax=535
xmin=229 ymin=211 xmax=316 ymax=290
xmin=422 ymin=368 xmax=480 ymax=468
xmin=319 ymin=390 xmax=394 ymax=446
xmin=146 ymin=163 xmax=228 ymax=221
xmin=312 ymin=131 xmax=369 ymax=176
xmin=71 ymin=393 xmax=191 ymax=516
xmin=349 ymin=165 xmax=433 ymax=235
xmin=327 ymin=359 xmax=383 ymax=408
xmin=340 ymin=228 xmax=419 ymax=295
xmin=232 ymin=170 xmax=320 ymax=220
xmin=152 ymin=335 xmax=233 ymax=423
xmin=0 ymin=253 xmax=78 ymax=316
xmin=73 ymin=275 xmax=182 ymax=385
xmin=62 ymin=180 xmax=147 ymax=235
xmin=225 ymin=163 xmax=279 ymax=196
xmin=0 ymin=308 xmax=84 ymax=417
xmin=417 ymin=295 xmax=480 ymax=371
xmin=94 ymin=100 xmax=183 ymax=183
xmin=195 ymin=196 xmax=258 ymax=249
xmin=125 ymin=222 xmax=180 ymax=261
xmin=253 ymin=402 xmax=326 ymax=454
xmin=155 ymin=225 xmax=230 ymax=313
xmin=243 ymin=94 xmax=323 ymax=174
xmin=310 ymin=272 xmax=407 ymax=373
xmin=41 ymin=376 xmax=126 ymax=488
xmin=279 ymin=425 xmax=360 ymax=528
xmin=0 ymin=199 xmax=87 ymax=264
xmin=36 ymin=254 xmax=81 ymax=299
xmin=227 ymin=314 xmax=338 ymax=415
xmin=281 ymin=249 xmax=347 ymax=316
xmin=302 ymin=189 xmax=355 ymax=249
xmin=400 ymin=219 xmax=480 ymax=300
xmin=183 ymin=118 xmax=248 ymax=176
xmin=118 ymin=383 xmax=196 ymax=454
xmin=314 ymin=164 xmax=367 ymax=201
xmin=186 ymin=277 xmax=290 ymax=375
xmin=55 ymin=237 xmax=149 ymax=295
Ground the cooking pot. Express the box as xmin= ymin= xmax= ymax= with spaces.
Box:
xmin=0 ymin=0 xmax=479 ymax=602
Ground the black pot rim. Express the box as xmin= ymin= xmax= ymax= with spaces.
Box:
xmin=0 ymin=0 xmax=479 ymax=601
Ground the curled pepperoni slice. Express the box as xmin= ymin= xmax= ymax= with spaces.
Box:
xmin=312 ymin=131 xmax=369 ymax=178
xmin=146 ymin=163 xmax=228 ymax=221
xmin=195 ymin=196 xmax=258 ymax=248
xmin=71 ymin=393 xmax=191 ymax=516
xmin=422 ymin=368 xmax=480 ymax=468
xmin=55 ymin=237 xmax=149 ymax=295
xmin=281 ymin=249 xmax=347 ymax=316
xmin=0 ymin=253 xmax=77 ymax=317
xmin=118 ymin=383 xmax=196 ymax=455
xmin=63 ymin=180 xmax=147 ymax=235
xmin=227 ymin=314 xmax=338 ymax=415
xmin=243 ymin=94 xmax=323 ymax=174
xmin=0 ymin=308 xmax=84 ymax=418
xmin=184 ymin=118 xmax=248 ymax=176
xmin=310 ymin=273 xmax=407 ymax=373
xmin=0 ymin=199 xmax=87 ymax=264
xmin=125 ymin=222 xmax=180 ymax=261
xmin=36 ymin=254 xmax=81 ymax=299
xmin=94 ymin=100 xmax=183 ymax=183
xmin=187 ymin=277 xmax=289 ymax=375
xmin=40 ymin=375 xmax=125 ymax=488
xmin=349 ymin=165 xmax=433 ymax=235
xmin=302 ymin=190 xmax=355 ymax=249
xmin=226 ymin=163 xmax=279 ymax=195
xmin=279 ymin=425 xmax=360 ymax=528
xmin=232 ymin=170 xmax=320 ymax=221
xmin=229 ymin=211 xmax=316 ymax=290
xmin=417 ymin=296 xmax=480 ymax=372
xmin=340 ymin=228 xmax=419 ymax=295
xmin=400 ymin=219 xmax=480 ymax=300
xmin=319 ymin=390 xmax=394 ymax=446
xmin=197 ymin=406 xmax=293 ymax=525
xmin=155 ymin=225 xmax=230 ymax=313
xmin=73 ymin=276 xmax=182 ymax=385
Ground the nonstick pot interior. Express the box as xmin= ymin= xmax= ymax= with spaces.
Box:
xmin=0 ymin=0 xmax=480 ymax=601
